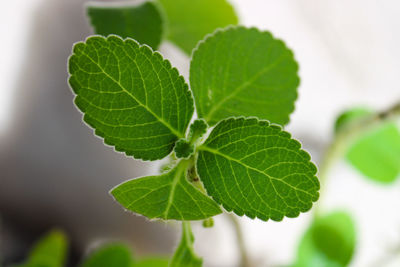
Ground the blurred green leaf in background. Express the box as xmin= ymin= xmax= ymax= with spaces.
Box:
xmin=13 ymin=230 xmax=67 ymax=267
xmin=87 ymin=0 xmax=238 ymax=54
xmin=87 ymin=2 xmax=164 ymax=50
xmin=335 ymin=108 xmax=400 ymax=184
xmin=293 ymin=211 xmax=356 ymax=267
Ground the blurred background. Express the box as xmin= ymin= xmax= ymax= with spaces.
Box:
xmin=1 ymin=0 xmax=400 ymax=266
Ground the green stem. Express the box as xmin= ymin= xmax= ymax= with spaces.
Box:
xmin=315 ymin=102 xmax=400 ymax=217
xmin=227 ymin=213 xmax=252 ymax=267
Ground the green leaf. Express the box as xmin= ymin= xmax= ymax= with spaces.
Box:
xmin=294 ymin=211 xmax=356 ymax=267
xmin=87 ymin=1 xmax=164 ymax=50
xmin=347 ymin=123 xmax=400 ymax=183
xmin=81 ymin=243 xmax=134 ymax=267
xmin=135 ymin=257 xmax=169 ymax=267
xmin=190 ymin=26 xmax=299 ymax=126
xmin=174 ymin=119 xmax=209 ymax=159
xmin=14 ymin=230 xmax=67 ymax=267
xmin=188 ymin=119 xmax=208 ymax=143
xmin=158 ymin=0 xmax=238 ymax=54
xmin=169 ymin=222 xmax=202 ymax=267
xmin=334 ymin=108 xmax=400 ymax=183
xmin=174 ymin=139 xmax=194 ymax=159
xmin=196 ymin=117 xmax=319 ymax=221
xmin=110 ymin=160 xmax=222 ymax=220
xmin=202 ymin=218 xmax=214 ymax=228
xmin=68 ymin=35 xmax=194 ymax=161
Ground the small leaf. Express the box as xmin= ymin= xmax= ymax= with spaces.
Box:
xmin=87 ymin=1 xmax=164 ymax=49
xmin=347 ymin=123 xmax=400 ymax=183
xmin=197 ymin=117 xmax=319 ymax=221
xmin=14 ymin=230 xmax=67 ymax=267
xmin=169 ymin=222 xmax=202 ymax=267
xmin=174 ymin=139 xmax=194 ymax=159
xmin=202 ymin=218 xmax=214 ymax=228
xmin=334 ymin=108 xmax=371 ymax=133
xmin=158 ymin=0 xmax=238 ymax=54
xmin=68 ymin=35 xmax=194 ymax=160
xmin=294 ymin=211 xmax=356 ymax=267
xmin=188 ymin=119 xmax=208 ymax=143
xmin=174 ymin=119 xmax=208 ymax=159
xmin=135 ymin=257 xmax=169 ymax=267
xmin=111 ymin=160 xmax=222 ymax=220
xmin=190 ymin=26 xmax=299 ymax=126
xmin=81 ymin=243 xmax=134 ymax=267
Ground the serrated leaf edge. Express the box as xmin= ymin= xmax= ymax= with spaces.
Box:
xmin=67 ymin=34 xmax=194 ymax=161
xmin=197 ymin=116 xmax=320 ymax=221
xmin=190 ymin=25 xmax=300 ymax=126
xmin=109 ymin=159 xmax=222 ymax=221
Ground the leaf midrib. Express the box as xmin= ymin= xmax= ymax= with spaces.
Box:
xmin=198 ymin=145 xmax=315 ymax=197
xmin=204 ymin=54 xmax=288 ymax=122
xmin=79 ymin=50 xmax=184 ymax=139
xmin=163 ymin=160 xmax=188 ymax=218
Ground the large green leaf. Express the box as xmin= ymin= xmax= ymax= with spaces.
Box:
xmin=158 ymin=0 xmax=238 ymax=54
xmin=111 ymin=160 xmax=221 ymax=220
xmin=14 ymin=230 xmax=67 ymax=267
xmin=81 ymin=243 xmax=134 ymax=267
xmin=87 ymin=2 xmax=164 ymax=50
xmin=169 ymin=222 xmax=202 ymax=267
xmin=68 ymin=35 xmax=194 ymax=160
xmin=293 ymin=211 xmax=356 ymax=267
xmin=190 ymin=26 xmax=299 ymax=126
xmin=196 ymin=117 xmax=319 ymax=221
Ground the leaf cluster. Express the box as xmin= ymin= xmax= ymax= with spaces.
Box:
xmin=68 ymin=1 xmax=322 ymax=265
xmin=68 ymin=27 xmax=320 ymax=223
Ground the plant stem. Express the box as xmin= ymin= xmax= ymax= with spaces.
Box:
xmin=185 ymin=156 xmax=252 ymax=266
xmin=315 ymin=101 xmax=400 ymax=217
xmin=227 ymin=213 xmax=252 ymax=267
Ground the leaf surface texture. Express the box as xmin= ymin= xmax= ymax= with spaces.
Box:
xmin=111 ymin=160 xmax=221 ymax=220
xmin=190 ymin=27 xmax=299 ymax=125
xmin=197 ymin=117 xmax=319 ymax=221
xmin=68 ymin=36 xmax=194 ymax=160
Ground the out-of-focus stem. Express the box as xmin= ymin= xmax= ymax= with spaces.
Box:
xmin=227 ymin=213 xmax=252 ymax=267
